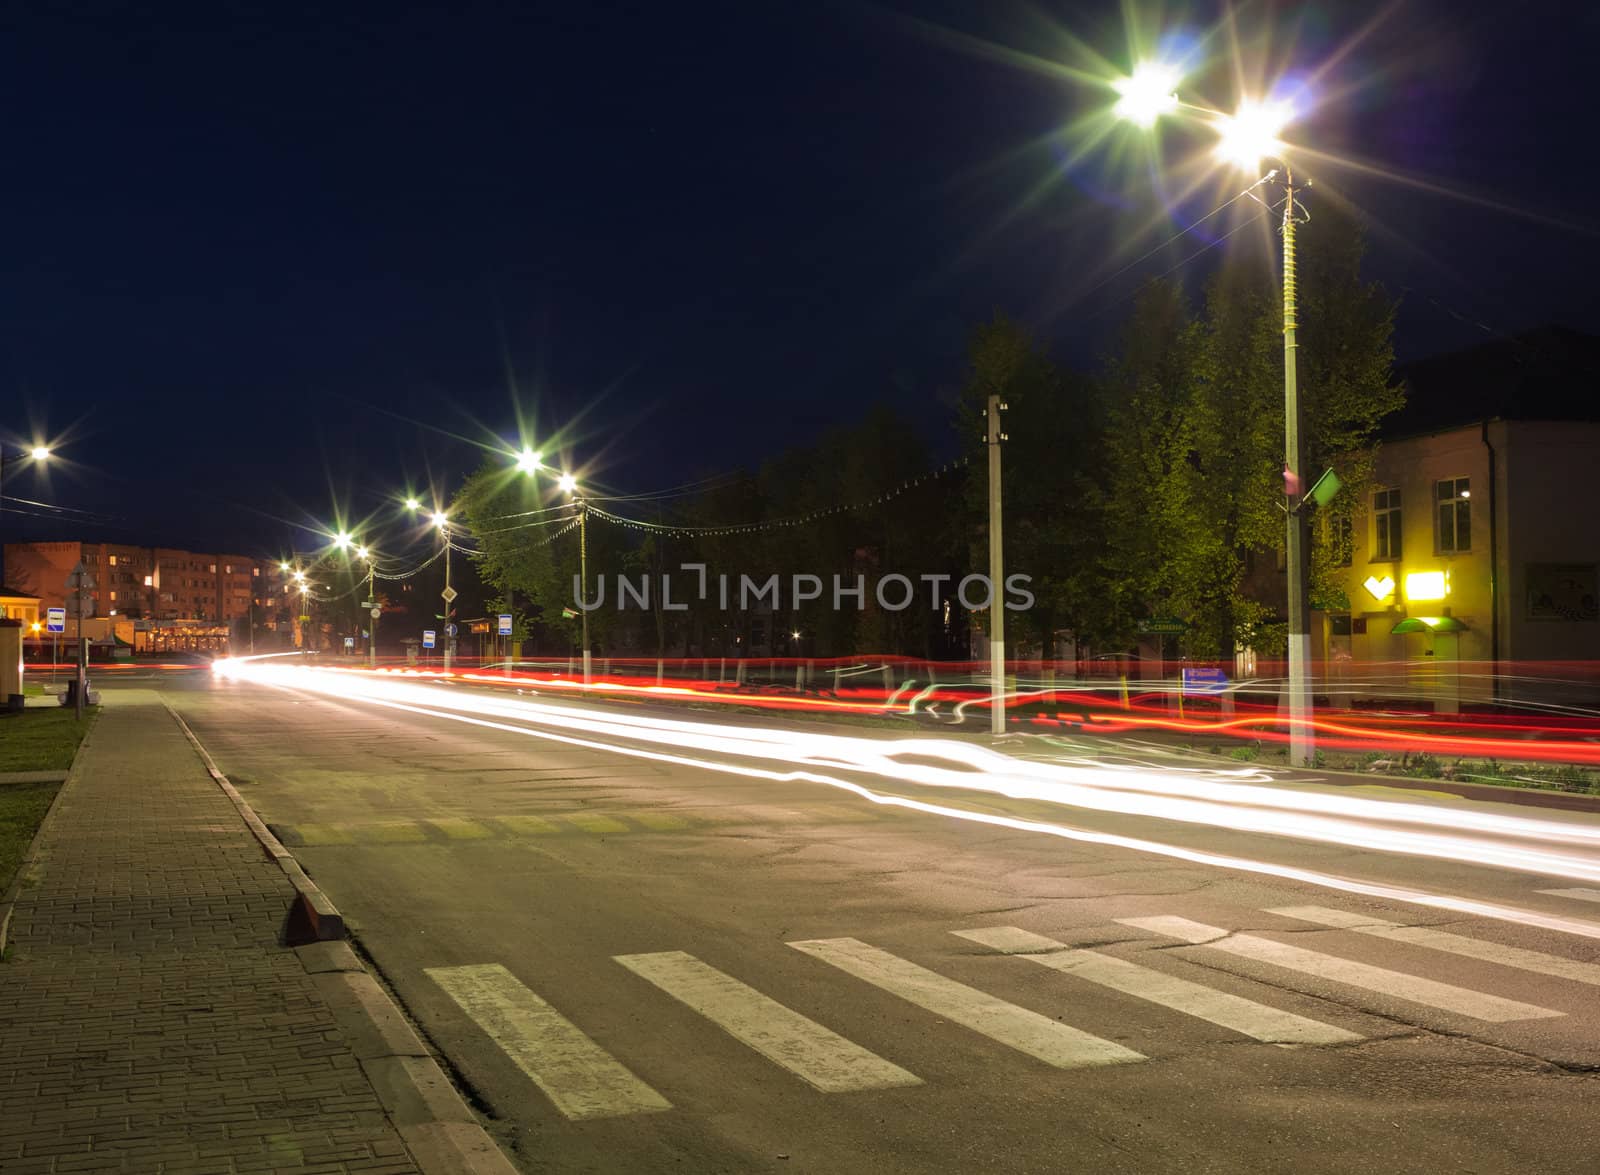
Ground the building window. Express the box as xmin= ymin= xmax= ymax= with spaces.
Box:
xmin=1373 ymin=488 xmax=1402 ymax=561
xmin=1437 ymin=477 xmax=1471 ymax=553
xmin=144 ymin=575 xmax=154 ymax=586
xmin=109 ymin=591 xmax=116 ymax=601
xmin=253 ymin=567 xmax=260 ymax=577
xmin=225 ymin=564 xmax=232 ymax=574
xmin=209 ymin=564 xmax=217 ymax=573
xmin=108 ymin=555 xmax=117 ymax=566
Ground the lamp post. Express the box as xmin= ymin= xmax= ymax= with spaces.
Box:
xmin=557 ymin=472 xmax=589 ymax=689
xmin=0 ymin=444 xmax=51 ymax=583
xmin=356 ymin=546 xmax=377 ymax=668
xmin=432 ymin=512 xmax=453 ymax=671
xmin=1115 ymin=71 xmax=1315 ymax=767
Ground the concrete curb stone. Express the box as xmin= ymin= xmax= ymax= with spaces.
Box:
xmin=164 ymin=698 xmax=520 ymax=1175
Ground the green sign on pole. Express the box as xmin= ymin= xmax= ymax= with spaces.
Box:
xmin=1137 ymin=617 xmax=1188 ymax=635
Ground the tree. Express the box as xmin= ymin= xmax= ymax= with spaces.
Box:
xmin=959 ymin=314 xmax=1113 ymax=657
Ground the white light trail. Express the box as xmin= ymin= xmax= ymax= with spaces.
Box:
xmin=212 ymin=658 xmax=1600 ymax=938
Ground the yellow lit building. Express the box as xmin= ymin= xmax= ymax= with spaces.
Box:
xmin=1328 ymin=419 xmax=1600 ymax=711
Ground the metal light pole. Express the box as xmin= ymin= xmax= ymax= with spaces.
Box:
xmin=987 ymin=394 xmax=1006 ymax=736
xmin=578 ymin=499 xmax=591 ymax=689
xmin=442 ymin=521 xmax=453 ymax=672
xmin=1112 ymin=69 xmax=1316 ymax=765
xmin=1279 ymin=165 xmax=1313 ymax=767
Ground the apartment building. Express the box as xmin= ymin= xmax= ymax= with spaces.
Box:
xmin=2 ymin=541 xmax=269 ymax=629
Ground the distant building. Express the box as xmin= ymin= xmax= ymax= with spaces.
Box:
xmin=0 ymin=585 xmax=41 ymax=627
xmin=1326 ymin=419 xmax=1600 ymax=710
xmin=2 ymin=541 xmax=279 ymax=652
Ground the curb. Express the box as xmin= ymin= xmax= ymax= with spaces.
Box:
xmin=163 ymin=700 xmax=520 ymax=1175
xmin=165 ymin=699 xmax=345 ymax=941
xmin=0 ymin=708 xmax=100 ymax=957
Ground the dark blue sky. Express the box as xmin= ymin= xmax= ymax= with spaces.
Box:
xmin=4 ymin=0 xmax=1597 ymax=554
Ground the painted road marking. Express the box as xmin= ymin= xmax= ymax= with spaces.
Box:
xmin=495 ymin=814 xmax=561 ymax=835
xmin=1119 ymin=916 xmax=1561 ymax=1024
xmin=788 ymin=937 xmax=1143 ymax=1069
xmin=627 ymin=811 xmax=691 ymax=831
xmin=563 ymin=813 xmax=630 ymax=834
xmin=425 ymin=818 xmax=495 ymax=840
xmin=1539 ymin=888 xmax=1600 ymax=905
xmin=614 ymin=951 xmax=921 ymax=1092
xmin=1268 ymin=905 xmax=1600 ymax=988
xmin=425 ymin=963 xmax=670 ymax=1120
xmin=953 ymin=926 xmax=1359 ymax=1046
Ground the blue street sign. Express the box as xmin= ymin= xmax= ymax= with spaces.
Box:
xmin=445 ymin=623 xmax=458 ymax=637
xmin=46 ymin=607 xmax=66 ymax=634
xmin=422 ymin=629 xmax=436 ymax=649
xmin=1181 ymin=666 xmax=1229 ymax=694
xmin=498 ymin=613 xmax=513 ymax=636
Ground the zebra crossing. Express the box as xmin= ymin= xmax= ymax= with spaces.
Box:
xmin=423 ymin=900 xmax=1598 ymax=1122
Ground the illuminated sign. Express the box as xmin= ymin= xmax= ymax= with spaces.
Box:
xmin=1404 ymin=571 xmax=1448 ymax=602
xmin=1362 ymin=575 xmax=1394 ymax=601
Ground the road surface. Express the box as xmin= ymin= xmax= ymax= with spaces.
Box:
xmin=152 ymin=667 xmax=1600 ymax=1173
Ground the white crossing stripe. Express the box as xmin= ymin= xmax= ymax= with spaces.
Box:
xmin=425 ymin=963 xmax=670 ymax=1120
xmin=1268 ymin=906 xmax=1600 ymax=988
xmin=614 ymin=951 xmax=922 ymax=1092
xmin=1539 ymin=888 xmax=1600 ymax=905
xmin=953 ymin=926 xmax=1359 ymax=1046
xmin=788 ymin=937 xmax=1143 ymax=1069
xmin=1118 ymin=916 xmax=1561 ymax=1024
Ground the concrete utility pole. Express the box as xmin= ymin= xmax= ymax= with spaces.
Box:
xmin=1280 ymin=166 xmax=1314 ymax=768
xmin=987 ymin=394 xmax=1006 ymax=737
xmin=442 ymin=524 xmax=453 ymax=672
xmin=578 ymin=500 xmax=591 ymax=690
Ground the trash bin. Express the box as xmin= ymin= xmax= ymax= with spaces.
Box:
xmin=61 ymin=678 xmax=100 ymax=708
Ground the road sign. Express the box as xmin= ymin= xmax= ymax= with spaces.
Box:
xmin=1181 ymin=667 xmax=1229 ymax=694
xmin=441 ymin=585 xmax=458 ymax=604
xmin=1137 ymin=617 xmax=1188 ymax=635
xmin=343 ymin=636 xmax=355 ymax=649
xmin=498 ymin=613 xmax=513 ymax=635
xmin=64 ymin=596 xmax=94 ymax=619
xmin=46 ymin=607 xmax=65 ymax=634
xmin=422 ymin=630 xmax=436 ymax=649
xmin=370 ymin=606 xmax=382 ymax=618
xmin=445 ymin=623 xmax=458 ymax=637
xmin=64 ymin=562 xmax=96 ymax=591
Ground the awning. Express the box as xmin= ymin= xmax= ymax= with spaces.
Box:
xmin=1391 ymin=616 xmax=1468 ymax=634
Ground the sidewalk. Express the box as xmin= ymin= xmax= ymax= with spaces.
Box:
xmin=0 ymin=690 xmax=427 ymax=1174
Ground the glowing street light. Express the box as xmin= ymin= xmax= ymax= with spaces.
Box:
xmin=404 ymin=496 xmax=421 ymax=511
xmin=29 ymin=445 xmax=51 ymax=461
xmin=557 ymin=472 xmax=578 ymax=495
xmin=1113 ymin=61 xmax=1181 ymax=127
xmin=516 ymin=447 xmax=543 ymax=474
xmin=1213 ymin=97 xmax=1292 ymax=171
xmin=1114 ymin=71 xmax=1316 ymax=767
xmin=430 ymin=511 xmax=448 ymax=530
xmin=334 ymin=531 xmax=353 ymax=551
xmin=355 ymin=545 xmax=369 ymax=560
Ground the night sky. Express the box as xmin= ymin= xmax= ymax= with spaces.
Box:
xmin=4 ymin=0 xmax=1597 ymax=556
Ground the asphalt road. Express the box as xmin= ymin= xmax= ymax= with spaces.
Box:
xmin=153 ymin=670 xmax=1600 ymax=1174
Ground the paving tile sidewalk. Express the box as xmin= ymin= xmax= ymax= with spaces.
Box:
xmin=0 ymin=690 xmax=421 ymax=1174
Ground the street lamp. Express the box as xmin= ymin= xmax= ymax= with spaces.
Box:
xmin=0 ymin=444 xmax=51 ymax=581
xmin=414 ymin=506 xmax=454 ymax=671
xmin=1115 ymin=64 xmax=1315 ymax=766
xmin=557 ymin=473 xmax=589 ymax=688
xmin=353 ymin=544 xmax=378 ymax=669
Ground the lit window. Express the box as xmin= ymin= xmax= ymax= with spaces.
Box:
xmin=109 ymin=555 xmax=117 ymax=566
xmin=225 ymin=564 xmax=232 ymax=574
xmin=210 ymin=564 xmax=217 ymax=573
xmin=144 ymin=575 xmax=153 ymax=586
xmin=1436 ymin=477 xmax=1471 ymax=553
xmin=253 ymin=567 xmax=260 ymax=577
xmin=109 ymin=591 xmax=117 ymax=601
xmin=1373 ymin=489 xmax=1402 ymax=561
